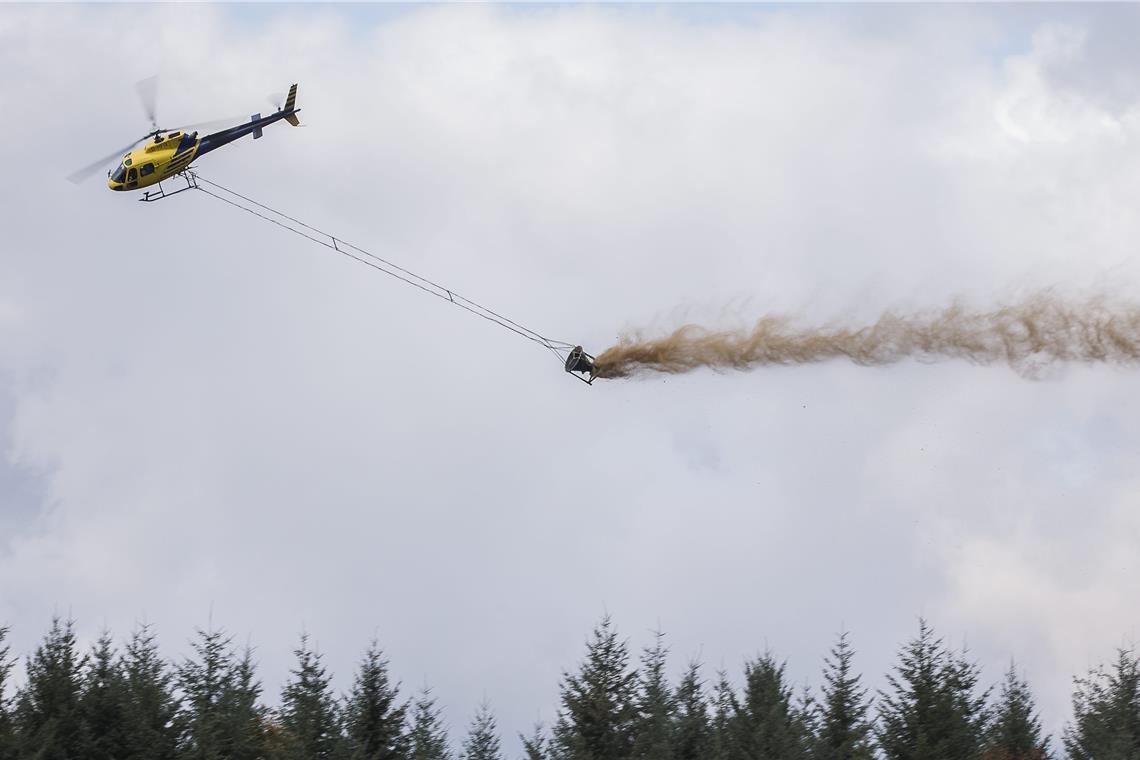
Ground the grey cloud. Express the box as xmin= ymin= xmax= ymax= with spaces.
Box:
xmin=2 ymin=2 xmax=1139 ymax=753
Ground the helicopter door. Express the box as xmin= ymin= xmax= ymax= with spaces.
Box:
xmin=125 ymin=167 xmax=138 ymax=188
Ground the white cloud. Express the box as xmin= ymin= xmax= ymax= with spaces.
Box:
xmin=2 ymin=3 xmax=1139 ymax=750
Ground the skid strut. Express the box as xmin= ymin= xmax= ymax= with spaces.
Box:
xmin=139 ymin=170 xmax=199 ymax=202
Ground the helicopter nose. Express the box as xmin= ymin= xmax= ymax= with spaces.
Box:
xmin=107 ymin=177 xmax=120 ymax=191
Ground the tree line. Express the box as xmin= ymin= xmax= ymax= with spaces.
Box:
xmin=0 ymin=615 xmax=1137 ymax=760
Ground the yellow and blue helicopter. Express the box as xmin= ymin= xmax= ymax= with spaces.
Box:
xmin=67 ymin=77 xmax=301 ymax=200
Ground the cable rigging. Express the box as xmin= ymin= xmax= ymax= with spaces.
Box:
xmin=174 ymin=170 xmax=599 ymax=383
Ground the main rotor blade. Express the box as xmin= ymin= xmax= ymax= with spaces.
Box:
xmin=169 ymin=114 xmax=247 ymax=133
xmin=66 ymin=136 xmax=147 ymax=184
xmin=136 ymin=74 xmax=159 ymax=130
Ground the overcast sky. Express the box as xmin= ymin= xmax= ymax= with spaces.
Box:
xmin=3 ymin=2 xmax=1140 ymax=753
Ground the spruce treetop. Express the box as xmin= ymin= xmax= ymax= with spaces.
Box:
xmin=409 ymin=686 xmax=452 ymax=760
xmin=343 ymin=640 xmax=408 ymax=760
xmin=1064 ymin=648 xmax=1140 ymax=760
xmin=552 ymin=614 xmax=638 ymax=760
xmin=279 ymin=633 xmax=341 ymax=760
xmin=14 ymin=616 xmax=87 ymax=760
xmin=672 ymin=660 xmax=710 ymax=760
xmin=983 ymin=662 xmax=1049 ymax=760
xmin=461 ymin=700 xmax=502 ymax=760
xmin=815 ymin=631 xmax=873 ymax=760
xmin=877 ymin=619 xmax=990 ymax=760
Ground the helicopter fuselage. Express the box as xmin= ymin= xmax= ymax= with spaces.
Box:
xmin=107 ymin=105 xmax=299 ymax=192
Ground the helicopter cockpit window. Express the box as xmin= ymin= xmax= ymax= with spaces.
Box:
xmin=127 ymin=168 xmax=137 ymax=183
xmin=123 ymin=157 xmax=133 ymax=167
xmin=111 ymin=165 xmax=126 ymax=183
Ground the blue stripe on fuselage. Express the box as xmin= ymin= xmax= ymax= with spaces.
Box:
xmin=196 ymin=110 xmax=299 ymax=157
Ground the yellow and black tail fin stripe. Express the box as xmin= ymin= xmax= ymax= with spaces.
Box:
xmin=284 ymin=83 xmax=300 ymax=126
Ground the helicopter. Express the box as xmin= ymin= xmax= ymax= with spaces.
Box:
xmin=67 ymin=76 xmax=301 ymax=196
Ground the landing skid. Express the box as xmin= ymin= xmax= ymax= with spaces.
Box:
xmin=139 ymin=170 xmax=198 ymax=202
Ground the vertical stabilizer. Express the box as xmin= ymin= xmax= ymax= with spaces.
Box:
xmin=283 ymin=84 xmax=300 ymax=126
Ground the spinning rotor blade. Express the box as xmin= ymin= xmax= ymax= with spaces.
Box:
xmin=136 ymin=74 xmax=159 ymax=130
xmin=169 ymin=114 xmax=247 ymax=133
xmin=66 ymin=135 xmax=148 ymax=184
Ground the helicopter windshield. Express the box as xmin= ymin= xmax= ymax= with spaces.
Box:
xmin=110 ymin=165 xmax=127 ymax=183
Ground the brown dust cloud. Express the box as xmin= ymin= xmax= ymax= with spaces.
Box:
xmin=590 ymin=293 xmax=1140 ymax=380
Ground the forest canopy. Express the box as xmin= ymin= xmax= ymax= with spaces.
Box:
xmin=0 ymin=615 xmax=1137 ymax=760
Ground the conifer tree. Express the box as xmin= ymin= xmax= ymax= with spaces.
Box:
xmin=120 ymin=623 xmax=179 ymax=760
xmin=81 ymin=630 xmax=129 ymax=760
xmin=218 ymin=647 xmax=268 ymax=760
xmin=631 ymin=631 xmax=675 ymax=760
xmin=409 ymin=687 xmax=451 ymax=760
xmin=461 ymin=700 xmax=502 ymax=760
xmin=343 ymin=641 xmax=408 ymax=760
xmin=730 ymin=653 xmax=809 ymax=760
xmin=278 ymin=633 xmax=342 ymax=760
xmin=520 ymin=722 xmax=549 ymax=760
xmin=795 ymin=683 xmax=820 ymax=756
xmin=708 ymin=670 xmax=738 ymax=760
xmin=177 ymin=626 xmax=239 ymax=759
xmin=0 ymin=626 xmax=16 ymax=760
xmin=814 ymin=631 xmax=873 ymax=760
xmin=672 ymin=661 xmax=710 ymax=760
xmin=1063 ymin=648 xmax=1140 ymax=760
xmin=877 ymin=619 xmax=989 ymax=760
xmin=552 ymin=615 xmax=638 ymax=760
xmin=983 ymin=663 xmax=1049 ymax=760
xmin=14 ymin=615 xmax=87 ymax=760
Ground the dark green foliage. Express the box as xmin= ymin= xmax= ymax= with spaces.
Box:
xmin=814 ymin=631 xmax=873 ymax=760
xmin=795 ymin=684 xmax=820 ymax=756
xmin=409 ymin=687 xmax=451 ymax=760
xmin=218 ymin=647 xmax=268 ymax=760
xmin=0 ymin=626 xmax=16 ymax=760
xmin=520 ymin=723 xmax=549 ymax=760
xmin=983 ymin=663 xmax=1049 ymax=760
xmin=80 ymin=630 xmax=129 ymax=760
xmin=729 ymin=652 xmax=810 ymax=760
xmin=177 ymin=627 xmax=269 ymax=760
xmin=120 ymin=623 xmax=179 ymax=760
xmin=708 ymin=670 xmax=738 ymax=760
xmin=552 ymin=615 xmax=638 ymax=760
xmin=343 ymin=641 xmax=408 ymax=760
xmin=1063 ymin=648 xmax=1140 ymax=760
xmin=460 ymin=700 xmax=501 ymax=760
xmin=877 ymin=619 xmax=990 ymax=760
xmin=671 ymin=661 xmax=710 ymax=760
xmin=23 ymin=612 xmax=1140 ymax=760
xmin=631 ymin=631 xmax=675 ymax=760
xmin=177 ymin=626 xmax=236 ymax=759
xmin=277 ymin=633 xmax=342 ymax=760
xmin=14 ymin=616 xmax=87 ymax=760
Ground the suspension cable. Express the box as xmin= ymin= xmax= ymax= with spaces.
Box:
xmin=185 ymin=171 xmax=578 ymax=365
